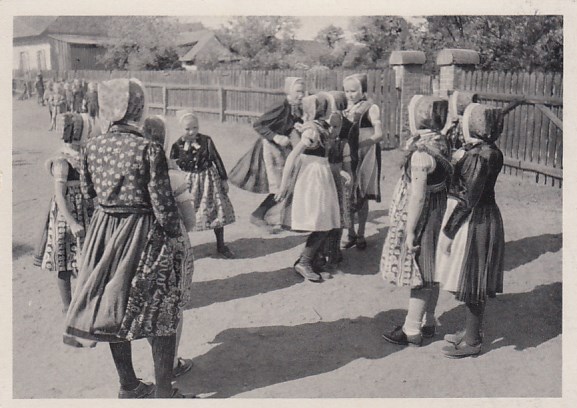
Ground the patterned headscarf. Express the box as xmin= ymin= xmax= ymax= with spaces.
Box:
xmin=98 ymin=78 xmax=146 ymax=124
xmin=408 ymin=95 xmax=449 ymax=135
xmin=462 ymin=103 xmax=504 ymax=144
xmin=405 ymin=95 xmax=452 ymax=175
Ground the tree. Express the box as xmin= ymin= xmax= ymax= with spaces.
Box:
xmin=350 ymin=16 xmax=410 ymax=64
xmin=315 ymin=24 xmax=345 ymax=49
xmin=417 ymin=16 xmax=563 ymax=72
xmin=216 ymin=16 xmax=301 ymax=68
xmin=99 ymin=17 xmax=182 ymax=71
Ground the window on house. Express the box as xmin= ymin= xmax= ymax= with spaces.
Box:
xmin=37 ymin=50 xmax=47 ymax=71
xmin=19 ymin=51 xmax=30 ymax=73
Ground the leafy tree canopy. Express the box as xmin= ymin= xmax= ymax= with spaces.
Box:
xmin=99 ymin=16 xmax=182 ymax=71
xmin=314 ymin=24 xmax=345 ymax=49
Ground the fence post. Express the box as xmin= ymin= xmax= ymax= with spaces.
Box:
xmin=219 ymin=87 xmax=226 ymax=122
xmin=436 ymin=49 xmax=480 ymax=97
xmin=389 ymin=50 xmax=426 ymax=147
xmin=162 ymin=86 xmax=168 ymax=115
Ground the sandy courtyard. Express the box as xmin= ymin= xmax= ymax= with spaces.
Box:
xmin=11 ymin=98 xmax=562 ymax=398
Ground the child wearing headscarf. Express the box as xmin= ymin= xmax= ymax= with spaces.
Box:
xmin=342 ymin=73 xmax=383 ymax=251
xmin=229 ymin=77 xmax=304 ymax=234
xmin=436 ymin=103 xmax=506 ymax=358
xmin=276 ymin=117 xmax=341 ymax=282
xmin=170 ymin=110 xmax=236 ymax=258
xmin=34 ymin=112 xmax=95 ymax=316
xmin=380 ymin=95 xmax=451 ymax=347
xmin=65 ymin=78 xmax=193 ymax=398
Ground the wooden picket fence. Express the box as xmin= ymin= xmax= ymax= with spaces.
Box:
xmin=12 ymin=67 xmax=562 ymax=183
xmin=23 ymin=69 xmax=401 ymax=149
xmin=457 ymin=70 xmax=563 ymax=185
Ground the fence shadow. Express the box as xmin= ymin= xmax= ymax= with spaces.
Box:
xmin=175 ymin=309 xmax=406 ymax=398
xmin=504 ymin=233 xmax=562 ymax=271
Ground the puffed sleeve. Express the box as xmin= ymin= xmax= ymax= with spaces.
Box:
xmin=51 ymin=159 xmax=69 ymax=183
xmin=443 ymin=153 xmax=488 ymax=239
xmin=300 ymin=127 xmax=319 ymax=148
xmin=146 ymin=142 xmax=181 ymax=238
xmin=80 ymin=147 xmax=97 ymax=199
xmin=342 ymin=142 xmax=351 ymax=163
xmin=253 ymin=100 xmax=289 ymax=142
xmin=410 ymin=151 xmax=435 ymax=173
xmin=207 ymin=137 xmax=228 ymax=181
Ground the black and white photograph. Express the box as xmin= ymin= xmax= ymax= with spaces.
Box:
xmin=1 ymin=0 xmax=574 ymax=404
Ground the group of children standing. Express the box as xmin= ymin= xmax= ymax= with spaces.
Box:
xmin=40 ymin=77 xmax=99 ymax=132
xmin=31 ymin=72 xmax=506 ymax=397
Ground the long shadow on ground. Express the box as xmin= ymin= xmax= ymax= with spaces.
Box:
xmin=435 ymin=282 xmax=562 ymax=352
xmin=192 ymin=234 xmax=307 ymax=260
xmin=503 ymin=233 xmax=562 ymax=271
xmin=177 ymin=282 xmax=560 ymax=398
xmin=175 ymin=309 xmax=406 ymax=398
xmin=184 ymin=267 xmax=302 ymax=310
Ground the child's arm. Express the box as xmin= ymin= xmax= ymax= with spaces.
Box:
xmin=358 ymin=104 xmax=383 ymax=149
xmin=52 ymin=160 xmax=85 ymax=237
xmin=208 ymin=137 xmax=230 ymax=193
xmin=340 ymin=142 xmax=353 ymax=186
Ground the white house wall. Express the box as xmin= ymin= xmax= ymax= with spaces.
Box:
xmin=13 ymin=42 xmax=52 ymax=71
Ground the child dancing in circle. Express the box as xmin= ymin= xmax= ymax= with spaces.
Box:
xmin=276 ymin=120 xmax=341 ymax=282
xmin=170 ymin=110 xmax=236 ymax=258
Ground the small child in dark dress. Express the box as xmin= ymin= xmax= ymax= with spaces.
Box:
xmin=170 ymin=110 xmax=236 ymax=258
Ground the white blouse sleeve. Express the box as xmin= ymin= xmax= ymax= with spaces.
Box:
xmin=410 ymin=151 xmax=436 ymax=174
xmin=51 ymin=159 xmax=69 ymax=182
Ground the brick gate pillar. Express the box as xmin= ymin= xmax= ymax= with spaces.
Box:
xmin=389 ymin=50 xmax=426 ymax=147
xmin=436 ymin=48 xmax=480 ymax=97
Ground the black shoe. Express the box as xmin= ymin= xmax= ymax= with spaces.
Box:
xmin=356 ymin=236 xmax=367 ymax=250
xmin=382 ymin=326 xmax=422 ymax=346
xmin=341 ymin=236 xmax=357 ymax=249
xmin=118 ymin=381 xmax=155 ymax=399
xmin=421 ymin=325 xmax=436 ymax=339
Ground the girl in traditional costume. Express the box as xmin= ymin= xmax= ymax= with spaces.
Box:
xmin=380 ymin=95 xmax=451 ymax=347
xmin=436 ymin=103 xmax=505 ymax=358
xmin=341 ymin=74 xmax=383 ymax=250
xmin=65 ymin=78 xmax=193 ymax=398
xmin=142 ymin=115 xmax=195 ymax=378
xmin=276 ymin=118 xmax=341 ymax=282
xmin=229 ymin=77 xmax=304 ymax=233
xmin=170 ymin=110 xmax=236 ymax=258
xmin=34 ymin=112 xmax=95 ymax=314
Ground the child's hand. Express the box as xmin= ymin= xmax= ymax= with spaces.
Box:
xmin=273 ymin=134 xmax=290 ymax=147
xmin=221 ymin=179 xmax=229 ymax=193
xmin=340 ymin=170 xmax=352 ymax=186
xmin=70 ymin=222 xmax=85 ymax=238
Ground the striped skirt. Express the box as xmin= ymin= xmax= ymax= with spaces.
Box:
xmin=435 ymin=198 xmax=505 ymax=303
xmin=381 ymin=175 xmax=446 ymax=288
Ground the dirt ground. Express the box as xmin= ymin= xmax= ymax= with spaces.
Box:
xmin=10 ymin=98 xmax=562 ymax=398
